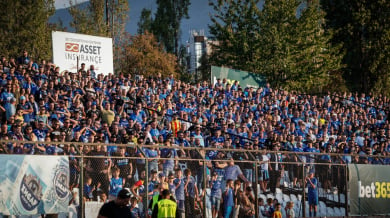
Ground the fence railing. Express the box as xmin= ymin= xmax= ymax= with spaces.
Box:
xmin=1 ymin=140 xmax=388 ymax=217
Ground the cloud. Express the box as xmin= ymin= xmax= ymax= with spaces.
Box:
xmin=55 ymin=0 xmax=89 ymax=9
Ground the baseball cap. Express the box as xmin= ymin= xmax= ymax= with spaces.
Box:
xmin=20 ymin=96 xmax=26 ymax=100
xmin=117 ymin=188 xmax=131 ymax=199
xmin=159 ymin=172 xmax=165 ymax=177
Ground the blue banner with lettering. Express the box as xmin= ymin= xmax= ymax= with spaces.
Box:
xmin=0 ymin=155 xmax=70 ymax=215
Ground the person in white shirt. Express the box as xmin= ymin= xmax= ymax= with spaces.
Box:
xmin=258 ymin=150 xmax=270 ymax=193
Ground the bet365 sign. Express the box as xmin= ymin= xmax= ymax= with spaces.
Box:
xmin=349 ymin=164 xmax=390 ymax=215
xmin=358 ymin=181 xmax=390 ymax=198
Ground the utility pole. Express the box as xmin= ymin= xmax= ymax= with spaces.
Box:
xmin=106 ymin=0 xmax=109 ymax=34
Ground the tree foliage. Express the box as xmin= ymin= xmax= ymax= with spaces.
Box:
xmin=209 ymin=0 xmax=261 ymax=73
xmin=152 ymin=0 xmax=190 ymax=56
xmin=120 ymin=32 xmax=177 ymax=77
xmin=137 ymin=9 xmax=153 ymax=34
xmin=198 ymin=53 xmax=212 ymax=82
xmin=69 ymin=0 xmax=129 ymax=73
xmin=321 ymin=0 xmax=390 ymax=94
xmin=69 ymin=0 xmax=108 ymax=36
xmin=258 ymin=0 xmax=344 ymax=92
xmin=208 ymin=0 xmax=344 ymax=93
xmin=0 ymin=0 xmax=56 ymax=60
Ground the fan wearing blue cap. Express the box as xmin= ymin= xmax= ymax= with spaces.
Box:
xmin=98 ymin=188 xmax=135 ymax=218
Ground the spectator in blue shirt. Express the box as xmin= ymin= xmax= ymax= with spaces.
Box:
xmin=223 ymin=179 xmax=234 ymax=218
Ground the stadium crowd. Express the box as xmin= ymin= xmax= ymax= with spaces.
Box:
xmin=1 ymin=50 xmax=390 ymax=217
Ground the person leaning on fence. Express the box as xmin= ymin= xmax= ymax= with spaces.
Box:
xmin=151 ymin=189 xmax=178 ymax=218
xmin=98 ymin=188 xmax=135 ymax=218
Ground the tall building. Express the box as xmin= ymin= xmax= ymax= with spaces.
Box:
xmin=186 ymin=30 xmax=213 ymax=74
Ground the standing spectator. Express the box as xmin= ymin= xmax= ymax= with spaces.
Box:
xmin=98 ymin=188 xmax=135 ymax=218
xmin=160 ymin=138 xmax=177 ymax=178
xmin=272 ymin=203 xmax=282 ymax=218
xmin=239 ymin=195 xmax=255 ymax=218
xmin=84 ymin=177 xmax=95 ymax=201
xmin=223 ymin=179 xmax=234 ymax=218
xmin=210 ymin=171 xmax=222 ymax=218
xmin=130 ymin=196 xmax=142 ymax=218
xmin=232 ymin=180 xmax=242 ymax=218
xmin=235 ymin=142 xmax=255 ymax=184
xmin=17 ymin=50 xmax=30 ymax=65
xmin=145 ymin=144 xmax=160 ymax=175
xmin=264 ymin=198 xmax=274 ymax=218
xmin=306 ymin=171 xmax=318 ymax=217
xmin=4 ymin=97 xmax=16 ymax=121
xmin=183 ymin=168 xmax=198 ymax=218
xmin=151 ymin=189 xmax=178 ymax=218
xmin=34 ymin=120 xmax=52 ymax=141
xmin=173 ymin=168 xmax=185 ymax=217
xmin=99 ymin=94 xmax=115 ymax=126
xmin=78 ymin=63 xmax=86 ymax=75
xmin=285 ymin=201 xmax=295 ymax=218
xmin=135 ymin=138 xmax=146 ymax=180
xmin=89 ymin=64 xmax=96 ymax=79
xmin=23 ymin=124 xmax=38 ymax=154
xmin=109 ymin=167 xmax=124 ymax=200
xmin=36 ymin=106 xmax=50 ymax=125
xmin=17 ymin=95 xmax=33 ymax=124
xmin=225 ymin=157 xmax=250 ymax=192
xmin=170 ymin=114 xmax=181 ymax=137
xmin=268 ymin=144 xmax=283 ymax=193
xmin=130 ymin=170 xmax=147 ymax=214
xmin=114 ymin=146 xmax=134 ymax=187
xmin=86 ymin=145 xmax=112 ymax=199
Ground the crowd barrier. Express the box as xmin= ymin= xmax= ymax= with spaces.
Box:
xmin=1 ymin=140 xmax=389 ymax=217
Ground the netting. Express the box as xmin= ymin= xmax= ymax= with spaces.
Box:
xmin=0 ymin=140 xmax=372 ymax=218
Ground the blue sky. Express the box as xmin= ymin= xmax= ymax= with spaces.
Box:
xmin=52 ymin=0 xmax=212 ymax=43
xmin=55 ymin=0 xmax=89 ymax=9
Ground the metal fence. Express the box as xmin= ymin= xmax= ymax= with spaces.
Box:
xmin=2 ymin=140 xmax=386 ymax=217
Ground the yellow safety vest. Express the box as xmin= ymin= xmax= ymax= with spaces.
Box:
xmin=151 ymin=193 xmax=160 ymax=210
xmin=157 ymin=199 xmax=177 ymax=218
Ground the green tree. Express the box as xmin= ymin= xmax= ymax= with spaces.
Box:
xmin=0 ymin=0 xmax=56 ymax=60
xmin=209 ymin=0 xmax=344 ymax=93
xmin=69 ymin=0 xmax=108 ymax=36
xmin=258 ymin=0 xmax=343 ymax=92
xmin=321 ymin=0 xmax=390 ymax=94
xmin=110 ymin=0 xmax=130 ymax=73
xmin=137 ymin=8 xmax=153 ymax=34
xmin=197 ymin=53 xmax=211 ymax=82
xmin=152 ymin=0 xmax=190 ymax=56
xmin=69 ymin=0 xmax=129 ymax=73
xmin=120 ymin=32 xmax=177 ymax=77
xmin=208 ymin=0 xmax=261 ymax=73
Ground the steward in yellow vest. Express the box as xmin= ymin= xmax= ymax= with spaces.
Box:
xmin=151 ymin=189 xmax=177 ymax=218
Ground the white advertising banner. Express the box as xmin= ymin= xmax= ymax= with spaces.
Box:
xmin=0 ymin=155 xmax=70 ymax=215
xmin=52 ymin=31 xmax=113 ymax=75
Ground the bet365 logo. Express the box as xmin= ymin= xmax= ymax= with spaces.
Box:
xmin=358 ymin=181 xmax=390 ymax=198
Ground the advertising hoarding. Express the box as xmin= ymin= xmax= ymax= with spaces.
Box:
xmin=52 ymin=31 xmax=113 ymax=75
xmin=349 ymin=164 xmax=390 ymax=216
xmin=0 ymin=155 xmax=70 ymax=215
xmin=211 ymin=66 xmax=266 ymax=88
